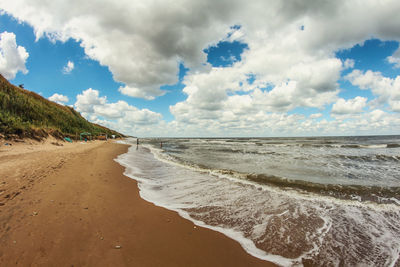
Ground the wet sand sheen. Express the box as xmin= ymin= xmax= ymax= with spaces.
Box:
xmin=0 ymin=141 xmax=274 ymax=266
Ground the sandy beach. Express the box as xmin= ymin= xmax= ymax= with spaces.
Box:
xmin=0 ymin=139 xmax=274 ymax=266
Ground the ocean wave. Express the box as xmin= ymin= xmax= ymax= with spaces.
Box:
xmin=334 ymin=154 xmax=400 ymax=162
xmin=299 ymin=143 xmax=398 ymax=149
xmin=203 ymin=147 xmax=282 ymax=156
xmin=117 ymin=140 xmax=400 ymax=266
xmin=244 ymin=173 xmax=400 ymax=205
xmin=387 ymin=143 xmax=400 ymax=148
xmin=143 ymin=141 xmax=400 ymax=205
xmin=163 ymin=153 xmax=400 ymax=205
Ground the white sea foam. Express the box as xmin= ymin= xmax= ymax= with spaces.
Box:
xmin=116 ymin=144 xmax=301 ymax=266
xmin=359 ymin=144 xmax=388 ymax=149
xmin=115 ymin=138 xmax=400 ymax=266
xmin=114 ymin=139 xmax=132 ymax=145
xmin=143 ymin=143 xmax=400 ymax=212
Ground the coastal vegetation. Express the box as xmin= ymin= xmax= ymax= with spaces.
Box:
xmin=0 ymin=74 xmax=123 ymax=140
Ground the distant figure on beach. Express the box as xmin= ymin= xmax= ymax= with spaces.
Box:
xmin=136 ymin=138 xmax=139 ymax=150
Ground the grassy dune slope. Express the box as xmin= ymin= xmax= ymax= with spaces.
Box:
xmin=0 ymin=74 xmax=124 ymax=140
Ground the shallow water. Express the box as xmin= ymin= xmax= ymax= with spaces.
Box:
xmin=116 ymin=137 xmax=400 ymax=266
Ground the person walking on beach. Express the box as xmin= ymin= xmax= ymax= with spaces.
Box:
xmin=136 ymin=138 xmax=139 ymax=150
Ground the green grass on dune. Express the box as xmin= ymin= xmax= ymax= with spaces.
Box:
xmin=0 ymin=74 xmax=124 ymax=140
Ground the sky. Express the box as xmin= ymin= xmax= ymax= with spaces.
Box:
xmin=0 ymin=0 xmax=400 ymax=137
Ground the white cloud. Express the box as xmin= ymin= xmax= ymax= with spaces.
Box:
xmin=3 ymin=0 xmax=400 ymax=100
xmin=0 ymin=0 xmax=234 ymax=99
xmin=310 ymin=113 xmax=323 ymax=119
xmin=387 ymin=48 xmax=400 ymax=68
xmin=74 ymin=88 xmax=162 ymax=135
xmin=75 ymin=88 xmax=106 ymax=115
xmin=93 ymin=100 xmax=132 ymax=119
xmin=0 ymin=31 xmax=29 ymax=79
xmin=118 ymin=85 xmax=164 ymax=100
xmin=62 ymin=60 xmax=74 ymax=74
xmin=122 ymin=109 xmax=163 ymax=125
xmin=159 ymin=108 xmax=400 ymax=137
xmin=2 ymin=1 xmax=400 ymax=136
xmin=331 ymin=96 xmax=367 ymax=115
xmin=346 ymin=70 xmax=400 ymax=112
xmin=387 ymin=56 xmax=400 ymax=68
xmin=48 ymin=93 xmax=69 ymax=104
xmin=343 ymin=59 xmax=355 ymax=69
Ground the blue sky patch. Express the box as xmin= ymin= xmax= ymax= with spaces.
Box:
xmin=205 ymin=40 xmax=248 ymax=67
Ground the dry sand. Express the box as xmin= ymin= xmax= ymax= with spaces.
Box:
xmin=0 ymin=139 xmax=275 ymax=266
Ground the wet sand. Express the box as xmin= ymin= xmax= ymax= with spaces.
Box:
xmin=0 ymin=140 xmax=275 ymax=266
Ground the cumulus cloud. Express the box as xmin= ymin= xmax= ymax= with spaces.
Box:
xmin=118 ymin=85 xmax=164 ymax=100
xmin=388 ymin=56 xmax=400 ymax=68
xmin=75 ymin=88 xmax=106 ymax=115
xmin=310 ymin=113 xmax=323 ymax=119
xmin=161 ymin=108 xmax=400 ymax=137
xmin=3 ymin=0 xmax=400 ymax=100
xmin=74 ymin=88 xmax=162 ymax=134
xmin=332 ymin=109 xmax=400 ymax=134
xmin=346 ymin=70 xmax=400 ymax=112
xmin=0 ymin=31 xmax=29 ymax=79
xmin=331 ymin=96 xmax=367 ymax=115
xmin=166 ymin=0 xmax=400 ymax=129
xmin=48 ymin=93 xmax=69 ymax=104
xmin=343 ymin=59 xmax=355 ymax=69
xmin=387 ymin=48 xmax=400 ymax=68
xmin=2 ymin=1 xmax=400 ymax=135
xmin=0 ymin=0 xmax=236 ymax=99
xmin=62 ymin=60 xmax=74 ymax=74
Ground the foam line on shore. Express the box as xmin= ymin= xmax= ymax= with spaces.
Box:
xmin=114 ymin=139 xmax=400 ymax=266
xmin=115 ymin=146 xmax=296 ymax=266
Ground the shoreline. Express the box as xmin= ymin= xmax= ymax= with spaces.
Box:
xmin=117 ymin=142 xmax=294 ymax=265
xmin=0 ymin=140 xmax=275 ymax=266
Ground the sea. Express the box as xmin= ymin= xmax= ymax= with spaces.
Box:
xmin=115 ymin=136 xmax=400 ymax=266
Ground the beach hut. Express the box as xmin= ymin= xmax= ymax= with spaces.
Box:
xmin=80 ymin=132 xmax=92 ymax=141
xmin=98 ymin=133 xmax=108 ymax=140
